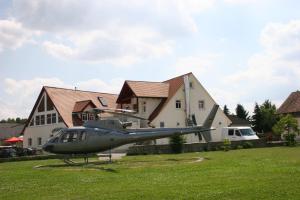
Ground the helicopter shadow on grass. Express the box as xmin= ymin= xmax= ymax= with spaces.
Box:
xmin=34 ymin=160 xmax=119 ymax=173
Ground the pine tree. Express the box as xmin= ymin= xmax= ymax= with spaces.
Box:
xmin=223 ymin=105 xmax=230 ymax=116
xmin=252 ymin=103 xmax=262 ymax=132
xmin=235 ymin=104 xmax=249 ymax=120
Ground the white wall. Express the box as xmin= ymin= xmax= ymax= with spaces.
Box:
xmin=152 ymin=74 xmax=231 ymax=144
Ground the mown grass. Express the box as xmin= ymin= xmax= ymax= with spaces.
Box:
xmin=0 ymin=147 xmax=300 ymax=200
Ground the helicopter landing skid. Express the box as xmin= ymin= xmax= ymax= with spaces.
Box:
xmin=62 ymin=157 xmax=77 ymax=165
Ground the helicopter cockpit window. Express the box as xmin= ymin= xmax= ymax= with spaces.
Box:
xmin=60 ymin=131 xmax=79 ymax=143
xmin=79 ymin=131 xmax=86 ymax=141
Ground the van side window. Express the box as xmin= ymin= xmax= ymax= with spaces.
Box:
xmin=228 ymin=129 xmax=234 ymax=136
xmin=235 ymin=130 xmax=241 ymax=136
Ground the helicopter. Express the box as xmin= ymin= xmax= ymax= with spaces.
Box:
xmin=42 ymin=105 xmax=219 ymax=164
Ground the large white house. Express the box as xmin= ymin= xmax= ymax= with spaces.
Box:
xmin=23 ymin=72 xmax=231 ymax=149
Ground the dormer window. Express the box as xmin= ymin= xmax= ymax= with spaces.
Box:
xmin=98 ymin=97 xmax=108 ymax=107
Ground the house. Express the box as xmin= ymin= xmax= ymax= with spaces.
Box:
xmin=23 ymin=72 xmax=231 ymax=149
xmin=117 ymin=73 xmax=231 ymax=144
xmin=22 ymin=87 xmax=118 ymax=148
xmin=277 ymin=91 xmax=300 ymax=140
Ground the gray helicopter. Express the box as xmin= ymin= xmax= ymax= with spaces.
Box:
xmin=42 ymin=105 xmax=219 ymax=163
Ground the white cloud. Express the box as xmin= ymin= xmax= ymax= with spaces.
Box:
xmin=173 ymin=53 xmax=221 ymax=77
xmin=218 ymin=20 xmax=300 ymax=113
xmin=8 ymin=0 xmax=215 ymax=65
xmin=224 ymin=0 xmax=260 ymax=4
xmin=1 ymin=77 xmax=124 ymax=119
xmin=0 ymin=19 xmax=37 ymax=52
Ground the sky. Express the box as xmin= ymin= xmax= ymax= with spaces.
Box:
xmin=1 ymin=0 xmax=300 ymax=119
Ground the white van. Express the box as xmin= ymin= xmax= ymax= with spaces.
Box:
xmin=221 ymin=127 xmax=259 ymax=141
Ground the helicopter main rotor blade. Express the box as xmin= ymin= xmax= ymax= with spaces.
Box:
xmin=103 ymin=110 xmax=147 ymax=120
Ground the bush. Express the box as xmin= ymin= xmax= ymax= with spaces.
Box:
xmin=169 ymin=135 xmax=186 ymax=154
xmin=221 ymin=139 xmax=231 ymax=151
xmin=283 ymin=133 xmax=296 ymax=146
xmin=237 ymin=145 xmax=244 ymax=149
xmin=242 ymin=142 xmax=253 ymax=149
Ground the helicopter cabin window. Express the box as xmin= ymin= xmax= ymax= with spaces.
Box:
xmin=40 ymin=115 xmax=45 ymax=125
xmin=46 ymin=95 xmax=54 ymax=111
xmin=79 ymin=131 xmax=86 ymax=141
xmin=38 ymin=96 xmax=45 ymax=112
xmin=176 ymin=100 xmax=181 ymax=109
xmin=98 ymin=97 xmax=108 ymax=107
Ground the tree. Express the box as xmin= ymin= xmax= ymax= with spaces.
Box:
xmin=272 ymin=114 xmax=299 ymax=146
xmin=260 ymin=100 xmax=278 ymax=133
xmin=235 ymin=104 xmax=249 ymax=120
xmin=169 ymin=135 xmax=186 ymax=153
xmin=223 ymin=105 xmax=230 ymax=116
xmin=252 ymin=103 xmax=263 ymax=132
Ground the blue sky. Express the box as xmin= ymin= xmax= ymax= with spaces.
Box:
xmin=1 ymin=0 xmax=300 ymax=119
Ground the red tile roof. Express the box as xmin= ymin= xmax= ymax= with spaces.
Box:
xmin=73 ymin=100 xmax=96 ymax=113
xmin=149 ymin=72 xmax=192 ymax=121
xmin=277 ymin=91 xmax=300 ymax=114
xmin=24 ymin=87 xmax=118 ymax=129
xmin=126 ymin=81 xmax=169 ymax=98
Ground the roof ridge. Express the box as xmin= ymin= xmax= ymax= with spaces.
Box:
xmin=125 ymin=80 xmax=166 ymax=84
xmin=163 ymin=72 xmax=192 ymax=83
xmin=44 ymin=86 xmax=118 ymax=96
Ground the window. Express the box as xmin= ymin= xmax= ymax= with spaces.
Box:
xmin=89 ymin=114 xmax=94 ymax=120
xmin=79 ymin=131 xmax=86 ymax=141
xmin=52 ymin=113 xmax=57 ymax=124
xmin=28 ymin=138 xmax=32 ymax=146
xmin=98 ymin=97 xmax=108 ymax=107
xmin=160 ymin=122 xmax=165 ymax=128
xmin=228 ymin=129 xmax=234 ymax=136
xmin=82 ymin=113 xmax=87 ymax=121
xmin=176 ymin=122 xmax=180 ymax=126
xmin=38 ymin=96 xmax=45 ymax=112
xmin=143 ymin=102 xmax=146 ymax=112
xmin=40 ymin=115 xmax=45 ymax=125
xmin=189 ymin=82 xmax=193 ymax=88
xmin=198 ymin=100 xmax=205 ymax=109
xmin=35 ymin=115 xmax=40 ymax=126
xmin=175 ymin=100 xmax=181 ymax=109
xmin=235 ymin=130 xmax=241 ymax=136
xmin=46 ymin=95 xmax=54 ymax=111
xmin=37 ymin=137 xmax=42 ymax=145
xmin=47 ymin=114 xmax=51 ymax=124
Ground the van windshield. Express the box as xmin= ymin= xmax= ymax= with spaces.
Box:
xmin=240 ymin=128 xmax=255 ymax=136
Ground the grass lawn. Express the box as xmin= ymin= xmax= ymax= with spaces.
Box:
xmin=1 ymin=147 xmax=300 ymax=200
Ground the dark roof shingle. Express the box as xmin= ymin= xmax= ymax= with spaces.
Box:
xmin=277 ymin=91 xmax=300 ymax=114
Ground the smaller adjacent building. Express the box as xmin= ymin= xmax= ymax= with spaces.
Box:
xmin=277 ymin=91 xmax=300 ymax=140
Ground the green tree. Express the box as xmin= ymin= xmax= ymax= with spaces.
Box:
xmin=223 ymin=105 xmax=230 ymax=116
xmin=169 ymin=135 xmax=186 ymax=153
xmin=260 ymin=100 xmax=278 ymax=132
xmin=235 ymin=104 xmax=249 ymax=120
xmin=252 ymin=103 xmax=263 ymax=132
xmin=273 ymin=114 xmax=299 ymax=146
